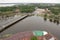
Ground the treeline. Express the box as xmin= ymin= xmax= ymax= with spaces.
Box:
xmin=0 ymin=6 xmax=16 ymax=12
xmin=0 ymin=4 xmax=60 ymax=15
xmin=0 ymin=5 xmax=35 ymax=13
xmin=50 ymin=8 xmax=60 ymax=15
xmin=19 ymin=5 xmax=35 ymax=13
xmin=48 ymin=6 xmax=60 ymax=15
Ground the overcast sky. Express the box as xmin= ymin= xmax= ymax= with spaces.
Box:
xmin=0 ymin=0 xmax=60 ymax=6
xmin=0 ymin=0 xmax=60 ymax=3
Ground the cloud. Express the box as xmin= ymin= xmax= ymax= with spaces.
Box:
xmin=0 ymin=0 xmax=60 ymax=3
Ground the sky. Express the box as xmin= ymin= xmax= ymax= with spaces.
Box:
xmin=0 ymin=0 xmax=60 ymax=3
xmin=0 ymin=0 xmax=60 ymax=6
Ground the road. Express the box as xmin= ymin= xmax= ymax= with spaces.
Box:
xmin=0 ymin=16 xmax=60 ymax=40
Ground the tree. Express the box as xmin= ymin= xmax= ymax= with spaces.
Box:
xmin=31 ymin=36 xmax=37 ymax=40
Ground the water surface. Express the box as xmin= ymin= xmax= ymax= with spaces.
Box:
xmin=0 ymin=16 xmax=60 ymax=40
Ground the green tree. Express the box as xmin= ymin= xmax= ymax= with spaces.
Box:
xmin=31 ymin=36 xmax=38 ymax=40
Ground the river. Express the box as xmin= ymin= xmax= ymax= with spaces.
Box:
xmin=0 ymin=16 xmax=60 ymax=40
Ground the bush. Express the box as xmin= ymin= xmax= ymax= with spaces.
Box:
xmin=31 ymin=36 xmax=38 ymax=40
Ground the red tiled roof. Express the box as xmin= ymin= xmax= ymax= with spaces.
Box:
xmin=1 ymin=31 xmax=57 ymax=40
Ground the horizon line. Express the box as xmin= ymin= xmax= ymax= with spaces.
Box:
xmin=0 ymin=3 xmax=60 ymax=4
